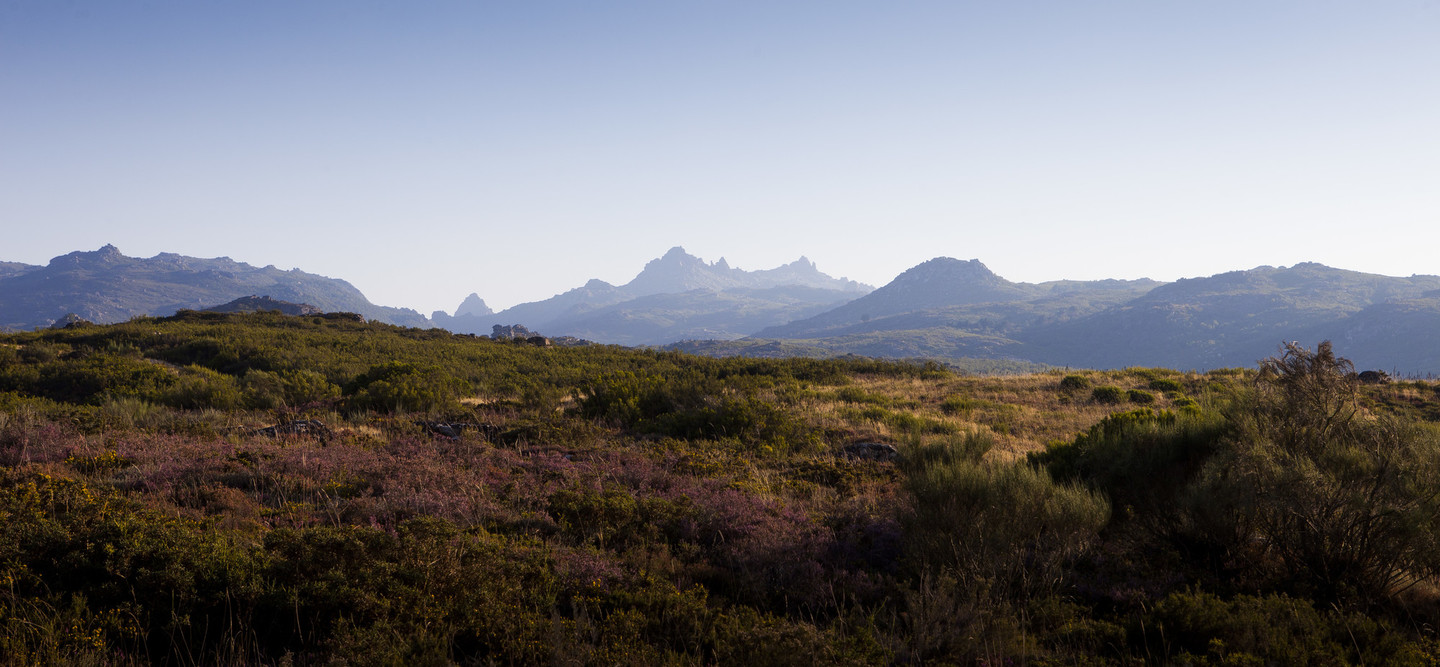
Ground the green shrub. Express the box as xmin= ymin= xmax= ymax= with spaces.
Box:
xmin=163 ymin=364 xmax=243 ymax=409
xmin=346 ymin=362 xmax=466 ymax=413
xmin=939 ymin=395 xmax=973 ymax=415
xmin=1149 ymin=378 xmax=1184 ymax=392
xmin=1195 ymin=342 xmax=1440 ymax=606
xmin=904 ymin=457 xmax=1109 ymax=604
xmin=1139 ymin=589 xmax=1420 ymax=665
xmin=1172 ymin=396 xmax=1200 ymax=412
xmin=1059 ymin=375 xmax=1091 ymax=392
xmin=1032 ymin=408 xmax=1226 ymax=541
xmin=1126 ymin=389 xmax=1155 ymax=404
xmin=1091 ymin=386 xmax=1124 ymax=404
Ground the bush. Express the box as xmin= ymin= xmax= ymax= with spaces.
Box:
xmin=1199 ymin=341 xmax=1440 ymax=606
xmin=163 ymin=365 xmax=243 ymax=409
xmin=1149 ymin=378 xmax=1184 ymax=392
xmin=1059 ymin=375 xmax=1091 ymax=392
xmin=346 ymin=362 xmax=466 ymax=413
xmin=1126 ymin=389 xmax=1155 ymax=404
xmin=1091 ymin=386 xmax=1124 ymax=404
xmin=1032 ymin=408 xmax=1226 ymax=541
xmin=904 ymin=458 xmax=1109 ymax=604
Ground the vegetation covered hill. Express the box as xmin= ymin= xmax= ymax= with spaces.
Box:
xmin=203 ymin=295 xmax=323 ymax=316
xmin=0 ymin=245 xmax=429 ymax=331
xmin=2 ymin=314 xmax=1439 ymax=664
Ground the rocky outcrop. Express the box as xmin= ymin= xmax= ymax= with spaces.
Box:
xmin=842 ymin=442 xmax=900 ymax=462
xmin=492 ymin=324 xmax=540 ymax=340
xmin=249 ymin=419 xmax=332 ymax=441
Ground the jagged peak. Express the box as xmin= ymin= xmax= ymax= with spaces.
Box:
xmin=51 ymin=244 xmax=128 ymax=267
xmin=455 ymin=293 xmax=493 ymax=317
xmin=661 ymin=246 xmax=694 ymax=261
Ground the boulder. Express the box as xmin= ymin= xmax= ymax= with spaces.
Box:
xmin=1357 ymin=370 xmax=1392 ymax=385
xmin=250 ymin=419 xmax=332 ymax=441
xmin=842 ymin=442 xmax=900 ymax=462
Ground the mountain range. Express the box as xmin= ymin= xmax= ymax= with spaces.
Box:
xmin=0 ymin=245 xmax=428 ymax=330
xmin=729 ymin=258 xmax=1440 ymax=373
xmin=431 ymin=246 xmax=872 ymax=345
xmin=4 ymin=244 xmax=1439 ymax=373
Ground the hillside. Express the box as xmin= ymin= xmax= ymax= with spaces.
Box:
xmin=2 ymin=315 xmax=1438 ymax=664
xmin=202 ymin=295 xmax=323 ymax=316
xmin=0 ymin=245 xmax=429 ymax=330
xmin=0 ymin=261 xmax=38 ymax=280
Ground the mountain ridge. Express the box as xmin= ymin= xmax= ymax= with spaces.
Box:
xmin=435 ymin=247 xmax=872 ymax=342
xmin=0 ymin=245 xmax=429 ymax=330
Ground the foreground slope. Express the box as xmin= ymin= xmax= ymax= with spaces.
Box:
xmin=2 ymin=317 xmax=1439 ymax=664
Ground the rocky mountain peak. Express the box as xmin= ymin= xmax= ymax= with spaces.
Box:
xmin=52 ymin=244 xmax=129 ymax=268
xmin=892 ymin=257 xmax=1002 ymax=286
xmin=455 ymin=293 xmax=493 ymax=318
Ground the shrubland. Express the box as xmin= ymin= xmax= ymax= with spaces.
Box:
xmin=1 ymin=314 xmax=1438 ymax=664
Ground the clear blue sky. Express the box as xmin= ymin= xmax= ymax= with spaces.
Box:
xmin=4 ymin=1 xmax=1438 ymax=313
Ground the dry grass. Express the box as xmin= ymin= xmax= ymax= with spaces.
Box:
xmin=811 ymin=369 xmax=1243 ymax=456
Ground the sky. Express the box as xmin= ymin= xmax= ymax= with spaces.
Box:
xmin=3 ymin=1 xmax=1439 ymax=314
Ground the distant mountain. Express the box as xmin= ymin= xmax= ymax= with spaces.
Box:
xmin=758 ymin=258 xmax=1159 ymax=345
xmin=437 ymin=247 xmax=872 ymax=343
xmin=203 ymin=295 xmax=322 ymax=316
xmin=759 ymin=258 xmax=1041 ymax=339
xmin=0 ymin=261 xmax=39 ymax=280
xmin=622 ymin=246 xmax=869 ymax=296
xmin=0 ymin=245 xmax=429 ymax=330
xmin=430 ymin=293 xmax=495 ymax=331
xmin=1318 ymin=293 xmax=1440 ymax=373
xmin=738 ymin=259 xmax=1440 ymax=373
xmin=541 ymin=285 xmax=864 ymax=346
xmin=1024 ymin=263 xmax=1440 ymax=370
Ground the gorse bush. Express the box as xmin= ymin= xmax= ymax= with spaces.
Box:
xmin=345 ymin=361 xmax=467 ymax=413
xmin=903 ymin=454 xmax=1110 ymax=604
xmin=1148 ymin=377 xmax=1184 ymax=393
xmin=1206 ymin=342 xmax=1440 ymax=606
xmin=900 ymin=452 xmax=1109 ymax=661
xmin=1126 ymin=388 xmax=1155 ymax=404
xmin=1091 ymin=385 xmax=1124 ymax=404
xmin=1059 ymin=374 xmax=1090 ymax=392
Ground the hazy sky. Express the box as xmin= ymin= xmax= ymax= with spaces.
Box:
xmin=4 ymin=1 xmax=1438 ymax=314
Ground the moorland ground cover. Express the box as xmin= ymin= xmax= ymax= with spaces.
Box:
xmin=2 ymin=312 xmax=1439 ymax=665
